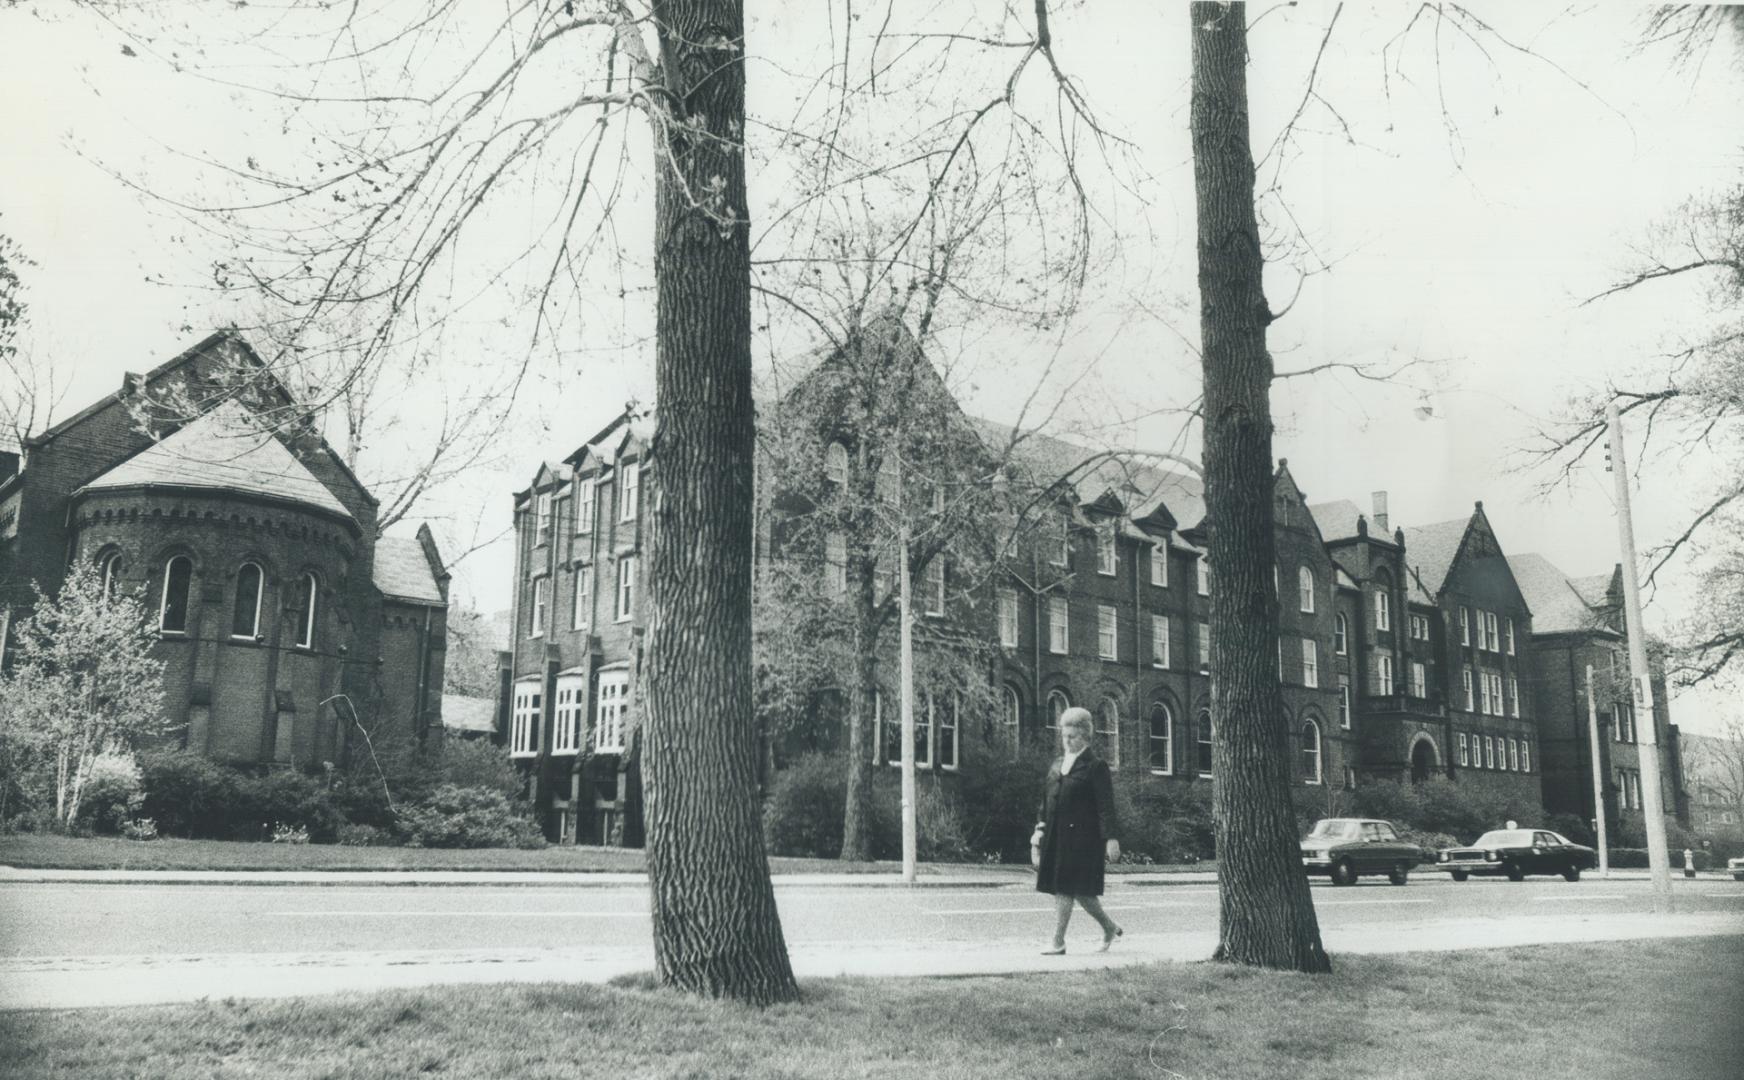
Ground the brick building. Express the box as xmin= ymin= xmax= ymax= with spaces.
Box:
xmin=0 ymin=332 xmax=449 ymax=769
xmin=1509 ymin=554 xmax=1686 ymax=840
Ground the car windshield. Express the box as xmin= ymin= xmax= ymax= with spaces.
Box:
xmin=1475 ymin=830 xmax=1534 ymax=847
xmin=1308 ymin=820 xmax=1358 ymax=840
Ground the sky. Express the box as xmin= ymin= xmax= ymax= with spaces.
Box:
xmin=2 ymin=1 xmax=1741 ymax=733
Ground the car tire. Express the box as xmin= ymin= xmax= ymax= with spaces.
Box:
xmin=1562 ymin=866 xmax=1581 ymax=883
xmin=1331 ymin=858 xmax=1357 ymax=886
xmin=1505 ymin=863 xmax=1525 ymax=882
xmin=1388 ymin=863 xmax=1410 ymax=886
xmin=1450 ymin=870 xmax=1469 ymax=882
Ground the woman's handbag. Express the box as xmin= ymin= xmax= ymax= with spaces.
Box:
xmin=1029 ymin=823 xmax=1045 ymax=868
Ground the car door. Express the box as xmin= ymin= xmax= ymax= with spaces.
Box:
xmin=1531 ymin=831 xmax=1559 ymax=874
xmin=1360 ymin=822 xmax=1390 ymax=871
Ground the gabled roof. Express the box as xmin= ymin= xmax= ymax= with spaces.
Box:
xmin=1309 ymin=500 xmax=1366 ymax=542
xmin=374 ymin=533 xmax=445 ymax=605
xmin=76 ymin=400 xmax=354 ymax=524
xmin=969 ymin=416 xmax=1206 ymax=532
xmin=1397 ymin=516 xmax=1470 ymax=597
xmin=1507 ymin=553 xmax=1615 ymax=635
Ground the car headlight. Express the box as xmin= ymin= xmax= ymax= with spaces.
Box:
xmin=1485 ymin=850 xmax=1498 ymax=861
xmin=1438 ymin=851 xmax=1449 ymax=862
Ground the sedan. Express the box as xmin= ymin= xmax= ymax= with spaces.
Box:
xmin=1300 ymin=818 xmax=1425 ymax=886
xmin=1436 ymin=828 xmax=1597 ymax=882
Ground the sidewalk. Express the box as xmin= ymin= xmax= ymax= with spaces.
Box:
xmin=3 ymin=907 xmax=1740 ymax=1010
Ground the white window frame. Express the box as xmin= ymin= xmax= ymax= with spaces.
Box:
xmin=1410 ymin=661 xmax=1426 ymax=699
xmin=1462 ymin=666 xmax=1474 ymax=711
xmin=998 ymin=587 xmax=1019 ymax=648
xmin=1458 ymin=732 xmax=1469 ymax=766
xmin=1505 ymin=617 xmax=1516 ymax=655
xmin=1196 ymin=711 xmax=1213 ymax=777
xmin=1338 ymin=677 xmax=1351 ymax=729
xmin=1507 ymin=676 xmax=1520 ymax=718
xmin=824 ymin=441 xmax=848 ymax=485
xmin=1097 ymin=605 xmax=1117 ymax=660
xmin=925 ymin=557 xmax=946 ymax=616
xmin=1301 ymin=719 xmax=1323 ymax=785
xmin=1484 ymin=736 xmax=1495 ymax=769
xmin=1334 ymin=613 xmax=1347 ymax=655
xmin=1096 ymin=526 xmax=1116 ymax=576
xmin=1148 ymin=702 xmax=1173 ymax=775
xmin=535 ymin=491 xmax=552 ymax=546
xmin=1151 ymin=614 xmax=1170 ymax=668
xmin=1051 ymin=510 xmax=1071 ymax=568
xmin=295 ymin=572 xmax=318 ymax=649
xmin=1478 ymin=671 xmax=1492 ymax=715
xmin=159 ymin=555 xmax=193 ymax=634
xmin=1301 ymin=637 xmax=1318 ymax=688
xmin=510 ymin=679 xmax=542 ymax=758
xmin=594 ymin=669 xmax=629 ymax=753
xmin=1490 ymin=673 xmax=1505 ymax=717
xmin=1459 ymin=607 xmax=1470 ymax=646
xmin=1198 ymin=621 xmax=1210 ymax=673
xmin=232 ymin=562 xmax=264 ymax=641
xmin=1298 ymin=566 xmax=1315 ymax=613
xmin=552 ymin=674 xmax=586 ymax=755
xmin=1150 ymin=543 xmax=1167 ymax=587
xmin=1048 ymin=598 xmax=1069 ymax=654
xmin=575 ymin=477 xmax=595 ymax=534
xmin=937 ymin=691 xmax=959 ymax=771
xmin=572 ymin=565 xmax=592 ymax=632
xmin=1197 ymin=556 xmax=1210 ymax=597
xmin=1509 ymin=737 xmax=1520 ymax=772
xmin=98 ymin=551 xmax=124 ymax=598
xmin=530 ymin=576 xmax=547 ymax=638
xmin=618 ymin=460 xmax=640 ymax=522
xmin=1096 ymin=696 xmax=1120 ymax=769
xmin=1377 ymin=654 xmax=1394 ymax=696
xmin=1521 ymin=741 xmax=1531 ymax=773
xmin=913 ymin=691 xmax=933 ymax=768
xmin=1374 ymin=589 xmax=1391 ymax=632
xmin=616 ymin=556 xmax=636 ymax=622
xmin=1489 ymin=612 xmax=1501 ymax=652
xmin=1046 ymin=689 xmax=1071 ymax=731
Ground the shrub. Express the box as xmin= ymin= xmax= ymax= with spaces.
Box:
xmin=139 ymin=751 xmax=243 ymax=838
xmin=269 ymin=823 xmax=310 ymax=844
xmin=337 ymin=822 xmax=391 ymax=847
xmin=435 ymin=738 xmax=523 ymax=801
xmin=762 ymin=752 xmax=849 ymax=859
xmin=395 ymin=784 xmax=546 ymax=849
xmin=1544 ymin=813 xmax=1596 ymax=847
xmin=120 ymin=817 xmax=158 ymax=841
xmin=1350 ymin=777 xmax=1537 ymax=843
xmin=241 ymin=769 xmax=344 ymax=843
xmin=949 ymin=747 xmax=1054 ymax=864
xmin=913 ymin=779 xmax=977 ymax=864
xmin=76 ymin=751 xmax=144 ymax=835
xmin=1112 ymin=780 xmax=1215 ymax=863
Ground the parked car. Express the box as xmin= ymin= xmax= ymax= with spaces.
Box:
xmin=1435 ymin=828 xmax=1597 ymax=882
xmin=1300 ymin=818 xmax=1424 ymax=886
xmin=1729 ymin=856 xmax=1744 ymax=882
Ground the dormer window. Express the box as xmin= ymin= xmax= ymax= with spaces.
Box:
xmin=619 ymin=460 xmax=640 ymax=522
xmin=1096 ymin=526 xmax=1116 ymax=576
xmin=535 ymin=492 xmax=552 ymax=546
xmin=575 ymin=478 xmax=595 ymax=535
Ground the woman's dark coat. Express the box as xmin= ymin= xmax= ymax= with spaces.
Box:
xmin=1035 ymin=750 xmax=1118 ymax=897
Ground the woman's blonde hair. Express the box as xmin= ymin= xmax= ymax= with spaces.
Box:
xmin=1057 ymin=706 xmax=1093 ymax=737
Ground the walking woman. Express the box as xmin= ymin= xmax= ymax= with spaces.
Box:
xmin=1032 ymin=706 xmax=1123 ymax=954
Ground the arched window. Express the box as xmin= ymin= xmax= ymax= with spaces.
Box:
xmin=159 ymin=556 xmax=192 ymax=633
xmin=98 ymin=551 xmax=125 ymax=599
xmin=1045 ymin=689 xmax=1071 ymax=732
xmin=1298 ymin=566 xmax=1315 ymax=613
xmin=1096 ymin=696 xmax=1121 ymax=768
xmin=1148 ymin=702 xmax=1173 ymax=775
xmin=1301 ymin=719 xmax=1322 ymax=785
xmin=1196 ymin=709 xmax=1213 ymax=776
xmin=824 ymin=441 xmax=849 ymax=485
xmin=294 ymin=572 xmax=318 ymax=649
xmin=232 ymin=563 xmax=264 ymax=640
xmin=1001 ymin=685 xmax=1022 ymax=740
xmin=1334 ymin=612 xmax=1348 ymax=655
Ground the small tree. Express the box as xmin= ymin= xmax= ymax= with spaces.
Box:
xmin=0 ymin=562 xmax=167 ymax=826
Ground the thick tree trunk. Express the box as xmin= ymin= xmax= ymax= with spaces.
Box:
xmin=1189 ymin=0 xmax=1331 ymax=973
xmin=641 ymin=0 xmax=799 ymax=1005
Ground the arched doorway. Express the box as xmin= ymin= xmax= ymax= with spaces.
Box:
xmin=1409 ymin=735 xmax=1438 ymax=784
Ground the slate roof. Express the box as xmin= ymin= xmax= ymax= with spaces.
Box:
xmin=77 ymin=400 xmax=353 ymax=522
xmin=374 ymin=535 xmax=445 ymax=605
xmin=1309 ymin=500 xmax=1366 ymax=542
xmin=441 ymin=694 xmax=497 ymax=734
xmin=1507 ymin=553 xmax=1614 ymax=635
xmin=1397 ymin=516 xmax=1471 ymax=597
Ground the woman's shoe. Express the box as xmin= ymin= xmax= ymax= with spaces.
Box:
xmin=1098 ymin=927 xmax=1123 ymax=953
xmin=1041 ymin=944 xmax=1067 ymax=955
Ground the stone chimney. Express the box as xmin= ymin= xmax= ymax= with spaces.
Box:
xmin=1372 ymin=490 xmax=1389 ymax=535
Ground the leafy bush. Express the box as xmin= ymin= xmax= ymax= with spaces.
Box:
xmin=1351 ymin=777 xmax=1537 ymax=843
xmin=435 ymin=737 xmax=524 ymax=801
xmin=337 ymin=823 xmax=391 ymax=846
xmin=120 ymin=817 xmax=158 ymax=841
xmin=1544 ymin=813 xmax=1596 ymax=847
xmin=269 ymin=823 xmax=311 ymax=844
xmin=950 ymin=748 xmax=1055 ymax=864
xmin=395 ymin=784 xmax=546 ymax=849
xmin=241 ymin=769 xmax=344 ymax=843
xmin=76 ymin=751 xmax=144 ymax=834
xmin=138 ymin=751 xmax=242 ymax=838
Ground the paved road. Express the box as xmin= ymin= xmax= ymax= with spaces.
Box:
xmin=3 ymin=872 xmax=1741 ymax=1008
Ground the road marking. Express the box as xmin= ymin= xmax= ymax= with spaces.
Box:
xmin=268 ymin=911 xmax=647 ymax=918
xmin=1314 ymin=898 xmax=1433 ymax=906
xmin=1701 ymin=892 xmax=1744 ymax=898
xmin=1529 ymin=895 xmax=1627 ymax=902
xmin=922 ymin=903 xmax=1173 ymax=916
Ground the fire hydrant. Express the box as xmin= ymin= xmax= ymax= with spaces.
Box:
xmin=1684 ymin=848 xmax=1697 ymax=879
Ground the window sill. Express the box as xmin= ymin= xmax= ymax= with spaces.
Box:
xmin=1151 ymin=661 xmax=1168 ymax=669
xmin=594 ymin=745 xmax=625 ymax=755
xmin=159 ymin=631 xmax=189 ymax=640
xmin=1150 ymin=767 xmax=1172 ymax=777
xmin=509 ymin=751 xmax=538 ymax=760
xmin=550 ymin=748 xmax=579 ymax=757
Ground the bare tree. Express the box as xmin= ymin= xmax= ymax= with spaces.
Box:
xmin=0 ymin=226 xmax=59 ymax=451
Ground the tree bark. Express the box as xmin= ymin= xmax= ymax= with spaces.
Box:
xmin=1189 ymin=0 xmax=1331 ymax=973
xmin=641 ymin=0 xmax=800 ymax=1004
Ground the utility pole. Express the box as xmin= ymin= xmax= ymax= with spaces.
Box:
xmin=1607 ymin=403 xmax=1674 ymax=910
xmin=898 ymin=521 xmax=917 ymax=883
xmin=1585 ymin=665 xmax=1610 ymax=879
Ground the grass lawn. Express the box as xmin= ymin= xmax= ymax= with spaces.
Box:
xmin=2 ymin=937 xmax=1738 ymax=1080
xmin=0 ymin=833 xmax=1209 ymax=876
